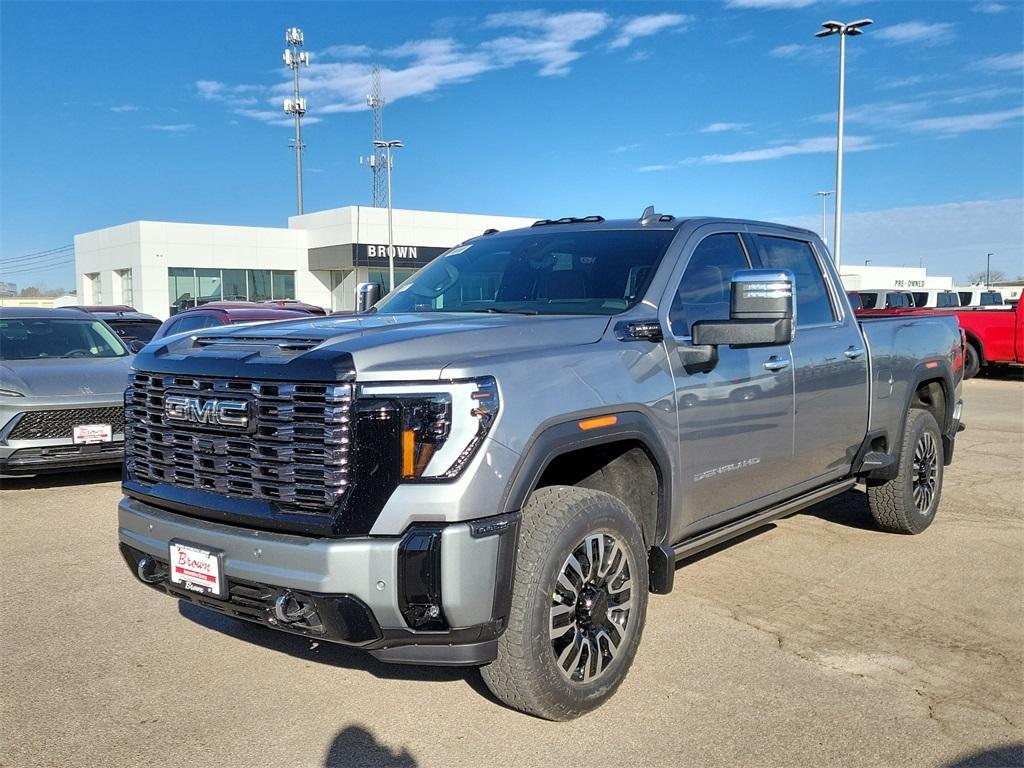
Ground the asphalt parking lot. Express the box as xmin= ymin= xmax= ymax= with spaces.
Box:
xmin=1 ymin=375 xmax=1021 ymax=768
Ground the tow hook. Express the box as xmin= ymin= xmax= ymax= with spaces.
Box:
xmin=272 ymin=590 xmax=316 ymax=624
xmin=137 ymin=556 xmax=166 ymax=584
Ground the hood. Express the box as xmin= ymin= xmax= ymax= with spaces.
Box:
xmin=0 ymin=356 xmax=134 ymax=397
xmin=135 ymin=313 xmax=611 ymax=381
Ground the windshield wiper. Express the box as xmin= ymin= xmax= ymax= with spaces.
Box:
xmin=461 ymin=307 xmax=539 ymax=315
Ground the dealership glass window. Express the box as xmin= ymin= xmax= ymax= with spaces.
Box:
xmin=272 ymin=270 xmax=295 ymax=300
xmin=117 ymin=269 xmax=133 ymax=306
xmin=248 ymin=270 xmax=272 ymax=302
xmin=168 ymin=268 xmax=298 ymax=313
xmin=167 ymin=268 xmax=196 ymax=315
xmin=221 ymin=269 xmax=247 ymax=302
xmin=196 ymin=268 xmax=221 ymax=305
xmin=84 ymin=273 xmax=101 ymax=304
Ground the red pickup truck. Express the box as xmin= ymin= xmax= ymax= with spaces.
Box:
xmin=851 ymin=299 xmax=1021 ymax=378
xmin=955 ymin=301 xmax=1024 ymax=378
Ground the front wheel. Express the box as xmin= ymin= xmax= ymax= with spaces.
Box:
xmin=480 ymin=486 xmax=649 ymax=720
xmin=866 ymin=408 xmax=944 ymax=534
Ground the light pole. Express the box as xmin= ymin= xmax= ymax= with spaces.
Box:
xmin=986 ymin=253 xmax=993 ymax=286
xmin=814 ymin=191 xmax=833 ymax=247
xmin=816 ymin=18 xmax=873 ymax=268
xmin=373 ymin=139 xmax=403 ymax=292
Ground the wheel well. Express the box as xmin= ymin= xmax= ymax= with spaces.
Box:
xmin=534 ymin=440 xmax=661 ymax=546
xmin=912 ymin=379 xmax=947 ymax=432
xmin=964 ymin=331 xmax=985 ymax=363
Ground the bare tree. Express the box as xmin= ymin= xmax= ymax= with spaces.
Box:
xmin=966 ymin=269 xmax=1007 ymax=284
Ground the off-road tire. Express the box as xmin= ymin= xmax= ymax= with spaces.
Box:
xmin=964 ymin=342 xmax=981 ymax=379
xmin=867 ymin=408 xmax=943 ymax=534
xmin=480 ymin=486 xmax=649 ymax=720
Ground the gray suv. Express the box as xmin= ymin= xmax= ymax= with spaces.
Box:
xmin=117 ymin=212 xmax=964 ymax=719
xmin=1 ymin=308 xmax=133 ymax=475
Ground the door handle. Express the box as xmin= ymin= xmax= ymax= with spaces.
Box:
xmin=764 ymin=356 xmax=790 ymax=372
xmin=844 ymin=346 xmax=866 ymax=360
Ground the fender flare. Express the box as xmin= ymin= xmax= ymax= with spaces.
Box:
xmin=500 ymin=409 xmax=674 ymax=546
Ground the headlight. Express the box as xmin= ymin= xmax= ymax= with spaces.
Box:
xmin=0 ymin=388 xmax=25 ymax=397
xmin=358 ymin=377 xmax=498 ymax=480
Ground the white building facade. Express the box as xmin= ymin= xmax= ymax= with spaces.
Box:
xmin=74 ymin=206 xmax=537 ymax=319
xmin=837 ymin=265 xmax=954 ymax=292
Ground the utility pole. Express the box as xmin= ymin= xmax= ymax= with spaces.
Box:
xmin=283 ymin=27 xmax=309 ymax=215
xmin=815 ymin=191 xmax=833 ymax=247
xmin=816 ymin=19 xmax=873 ymax=268
xmin=373 ymin=139 xmax=403 ymax=292
xmin=987 ymin=253 xmax=993 ymax=286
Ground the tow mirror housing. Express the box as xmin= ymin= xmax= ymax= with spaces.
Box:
xmin=356 ymin=282 xmax=383 ymax=313
xmin=692 ymin=269 xmax=795 ymax=347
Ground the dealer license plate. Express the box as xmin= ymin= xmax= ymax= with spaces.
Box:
xmin=168 ymin=540 xmax=226 ymax=599
xmin=73 ymin=423 xmax=112 ymax=444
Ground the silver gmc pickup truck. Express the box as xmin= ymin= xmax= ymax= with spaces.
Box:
xmin=118 ymin=211 xmax=964 ymax=720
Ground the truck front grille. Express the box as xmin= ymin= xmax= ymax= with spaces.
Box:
xmin=8 ymin=406 xmax=125 ymax=440
xmin=125 ymin=373 xmax=352 ymax=513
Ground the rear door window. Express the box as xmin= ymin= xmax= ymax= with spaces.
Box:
xmin=958 ymin=292 xmax=973 ymax=305
xmin=981 ymin=292 xmax=1003 ymax=306
xmin=859 ymin=292 xmax=879 ymax=309
xmin=937 ymin=293 xmax=959 ymax=308
xmin=912 ymin=292 xmax=928 ymax=307
xmin=753 ymin=236 xmax=836 ymax=326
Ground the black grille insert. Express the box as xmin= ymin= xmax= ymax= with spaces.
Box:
xmin=8 ymin=406 xmax=125 ymax=440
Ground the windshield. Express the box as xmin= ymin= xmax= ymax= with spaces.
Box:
xmin=0 ymin=318 xmax=127 ymax=360
xmin=374 ymin=229 xmax=676 ymax=316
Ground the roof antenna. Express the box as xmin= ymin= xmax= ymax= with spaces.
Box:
xmin=640 ymin=205 xmax=658 ymax=225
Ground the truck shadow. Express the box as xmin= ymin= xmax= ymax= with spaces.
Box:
xmin=0 ymin=466 xmax=121 ymax=491
xmin=177 ymin=601 xmax=500 ymax=704
xmin=799 ymin=487 xmax=879 ymax=531
xmin=323 ymin=725 xmax=418 ymax=768
xmin=943 ymin=743 xmax=1024 ymax=767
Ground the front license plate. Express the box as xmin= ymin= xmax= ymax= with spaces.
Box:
xmin=73 ymin=423 xmax=112 ymax=444
xmin=168 ymin=540 xmax=226 ymax=599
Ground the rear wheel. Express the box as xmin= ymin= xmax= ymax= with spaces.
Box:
xmin=866 ymin=409 xmax=943 ymax=534
xmin=964 ymin=342 xmax=981 ymax=379
xmin=481 ymin=486 xmax=649 ymax=720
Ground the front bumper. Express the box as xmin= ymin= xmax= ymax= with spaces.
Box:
xmin=117 ymin=495 xmax=518 ymax=665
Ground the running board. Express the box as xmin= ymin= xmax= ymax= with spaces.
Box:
xmin=672 ymin=479 xmax=857 ymax=562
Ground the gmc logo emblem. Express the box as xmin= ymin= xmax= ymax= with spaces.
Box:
xmin=164 ymin=395 xmax=250 ymax=429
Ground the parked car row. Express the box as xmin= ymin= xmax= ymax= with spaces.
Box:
xmin=847 ymin=287 xmax=1005 ymax=312
xmin=0 ymin=301 xmax=326 ymax=477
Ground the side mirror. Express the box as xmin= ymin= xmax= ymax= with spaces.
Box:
xmin=355 ymin=282 xmax=383 ymax=313
xmin=692 ymin=269 xmax=795 ymax=347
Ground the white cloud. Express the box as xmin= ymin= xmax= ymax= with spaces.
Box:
xmin=907 ymin=106 xmax=1024 ymax=136
xmin=199 ymin=12 xmax=685 ymax=125
xmin=320 ymin=44 xmax=374 ymax=59
xmin=611 ymin=143 xmax=641 ymax=153
xmin=147 ymin=123 xmax=195 ymax=133
xmin=110 ymin=104 xmax=139 ymax=113
xmin=972 ymin=2 xmax=1009 ymax=13
xmin=700 ymin=122 xmax=748 ymax=133
xmin=974 ymin=51 xmax=1024 ymax=73
xmin=637 ymin=164 xmax=674 ymax=173
xmin=684 ymin=135 xmax=879 ymax=164
xmin=875 ymin=21 xmax=956 ymax=46
xmin=726 ymin=0 xmax=816 ymax=8
xmin=876 ymin=75 xmax=931 ymax=91
xmin=778 ymin=199 xmax=1023 ymax=283
xmin=770 ymin=43 xmax=808 ymax=59
xmin=610 ymin=13 xmax=690 ymax=49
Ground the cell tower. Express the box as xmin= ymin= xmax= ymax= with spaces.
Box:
xmin=359 ymin=66 xmax=387 ymax=207
xmin=283 ymin=27 xmax=310 ymax=215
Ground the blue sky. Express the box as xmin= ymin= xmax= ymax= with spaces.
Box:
xmin=2 ymin=0 xmax=1022 ymax=289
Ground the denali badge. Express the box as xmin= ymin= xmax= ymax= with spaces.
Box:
xmin=164 ymin=395 xmax=249 ymax=429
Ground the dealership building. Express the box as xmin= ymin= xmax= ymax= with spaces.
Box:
xmin=74 ymin=206 xmax=537 ymax=319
